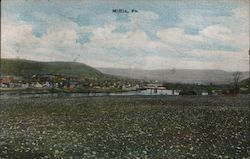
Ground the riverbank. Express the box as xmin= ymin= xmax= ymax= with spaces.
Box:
xmin=0 ymin=87 xmax=141 ymax=96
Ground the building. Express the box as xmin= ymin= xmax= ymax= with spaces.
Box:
xmin=21 ymin=83 xmax=30 ymax=88
xmin=0 ymin=79 xmax=11 ymax=88
xmin=33 ymin=82 xmax=43 ymax=88
xmin=201 ymin=92 xmax=209 ymax=96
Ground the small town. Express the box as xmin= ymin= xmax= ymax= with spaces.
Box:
xmin=0 ymin=72 xmax=248 ymax=96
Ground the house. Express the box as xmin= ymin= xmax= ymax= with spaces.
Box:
xmin=43 ymin=81 xmax=52 ymax=88
xmin=67 ymin=81 xmax=79 ymax=90
xmin=211 ymin=90 xmax=222 ymax=95
xmin=122 ymin=84 xmax=130 ymax=90
xmin=68 ymin=83 xmax=76 ymax=91
xmin=55 ymin=81 xmax=65 ymax=88
xmin=135 ymin=84 xmax=140 ymax=89
xmin=33 ymin=82 xmax=43 ymax=88
xmin=201 ymin=92 xmax=209 ymax=96
xmin=21 ymin=83 xmax=30 ymax=88
xmin=54 ymin=82 xmax=59 ymax=88
xmin=144 ymin=83 xmax=165 ymax=92
xmin=157 ymin=86 xmax=166 ymax=90
xmin=0 ymin=79 xmax=11 ymax=88
xmin=32 ymin=73 xmax=57 ymax=82
xmin=172 ymin=90 xmax=180 ymax=95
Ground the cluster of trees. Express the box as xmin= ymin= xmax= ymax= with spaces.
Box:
xmin=232 ymin=72 xmax=243 ymax=95
xmin=163 ymin=71 xmax=248 ymax=95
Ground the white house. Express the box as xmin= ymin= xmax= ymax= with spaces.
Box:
xmin=33 ymin=82 xmax=43 ymax=88
xmin=201 ymin=92 xmax=209 ymax=96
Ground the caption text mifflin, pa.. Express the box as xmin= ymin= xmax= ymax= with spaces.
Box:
xmin=112 ymin=9 xmax=138 ymax=13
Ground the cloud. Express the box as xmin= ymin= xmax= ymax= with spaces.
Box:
xmin=128 ymin=11 xmax=159 ymax=26
xmin=1 ymin=16 xmax=39 ymax=58
xmin=156 ymin=28 xmax=203 ymax=45
xmin=200 ymin=25 xmax=232 ymax=41
xmin=84 ymin=24 xmax=161 ymax=51
xmin=157 ymin=22 xmax=247 ymax=52
xmin=1 ymin=12 xmax=81 ymax=61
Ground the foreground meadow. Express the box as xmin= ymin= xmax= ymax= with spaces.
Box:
xmin=0 ymin=95 xmax=249 ymax=159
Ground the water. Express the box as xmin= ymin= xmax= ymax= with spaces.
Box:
xmin=109 ymin=89 xmax=180 ymax=96
xmin=0 ymin=89 xmax=180 ymax=98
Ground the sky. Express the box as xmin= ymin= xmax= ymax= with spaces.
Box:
xmin=1 ymin=0 xmax=249 ymax=71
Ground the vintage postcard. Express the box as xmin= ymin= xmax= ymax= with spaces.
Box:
xmin=0 ymin=0 xmax=249 ymax=158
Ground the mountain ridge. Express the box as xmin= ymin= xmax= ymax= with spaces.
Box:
xmin=0 ymin=58 xmax=104 ymax=79
xmin=1 ymin=58 xmax=248 ymax=84
xmin=97 ymin=68 xmax=249 ymax=84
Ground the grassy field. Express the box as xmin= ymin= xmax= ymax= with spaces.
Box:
xmin=0 ymin=95 xmax=249 ymax=159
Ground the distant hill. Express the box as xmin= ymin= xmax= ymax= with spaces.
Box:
xmin=0 ymin=58 xmax=104 ymax=79
xmin=240 ymin=78 xmax=250 ymax=87
xmin=98 ymin=68 xmax=249 ymax=84
xmin=1 ymin=59 xmax=248 ymax=84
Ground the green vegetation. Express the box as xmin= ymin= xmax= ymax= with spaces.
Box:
xmin=163 ymin=82 xmax=226 ymax=95
xmin=239 ymin=78 xmax=250 ymax=94
xmin=0 ymin=58 xmax=104 ymax=79
xmin=240 ymin=78 xmax=250 ymax=88
xmin=0 ymin=96 xmax=249 ymax=158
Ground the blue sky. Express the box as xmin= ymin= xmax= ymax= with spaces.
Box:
xmin=1 ymin=0 xmax=249 ymax=71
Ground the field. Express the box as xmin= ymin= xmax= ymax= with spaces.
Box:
xmin=0 ymin=95 xmax=249 ymax=159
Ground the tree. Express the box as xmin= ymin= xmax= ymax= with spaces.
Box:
xmin=232 ymin=71 xmax=242 ymax=95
